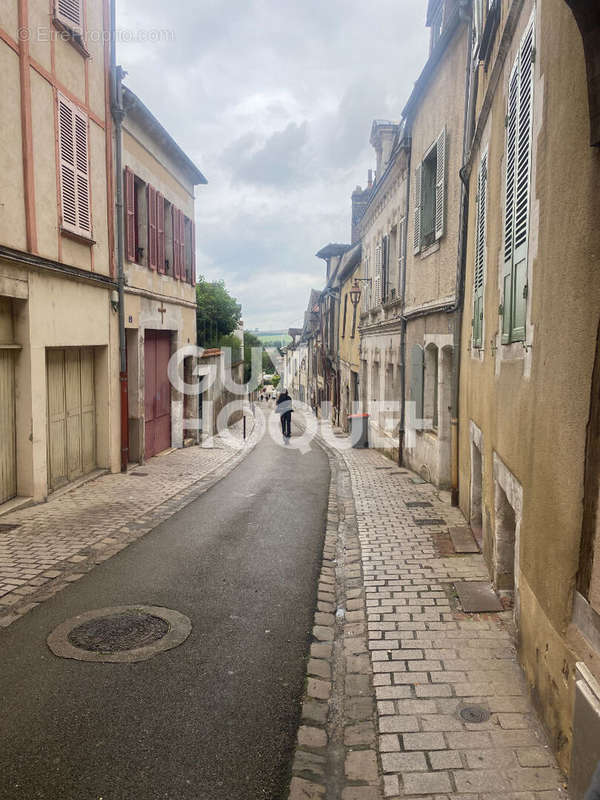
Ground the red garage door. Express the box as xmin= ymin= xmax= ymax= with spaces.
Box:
xmin=144 ymin=330 xmax=172 ymax=459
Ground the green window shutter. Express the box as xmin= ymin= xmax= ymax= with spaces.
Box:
xmin=410 ymin=344 xmax=424 ymax=421
xmin=435 ymin=126 xmax=447 ymax=241
xmin=511 ymin=18 xmax=534 ymax=342
xmin=413 ymin=163 xmax=422 ymax=254
xmin=502 ymin=59 xmax=519 ymax=344
xmin=473 ymin=152 xmax=487 ymax=348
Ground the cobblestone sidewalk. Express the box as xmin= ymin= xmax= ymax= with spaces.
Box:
xmin=0 ymin=413 xmax=261 ymax=628
xmin=289 ymin=430 xmax=568 ymax=800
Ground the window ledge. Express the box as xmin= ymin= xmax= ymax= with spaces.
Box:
xmin=52 ymin=17 xmax=90 ymax=58
xmin=61 ymin=227 xmax=96 ymax=246
xmin=419 ymin=240 xmax=441 ymax=260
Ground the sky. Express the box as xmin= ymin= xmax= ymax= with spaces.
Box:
xmin=117 ymin=1 xmax=430 ymax=330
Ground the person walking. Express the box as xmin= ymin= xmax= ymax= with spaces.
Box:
xmin=276 ymin=388 xmax=293 ymax=440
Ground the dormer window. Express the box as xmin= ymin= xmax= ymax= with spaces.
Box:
xmin=429 ymin=0 xmax=444 ymax=52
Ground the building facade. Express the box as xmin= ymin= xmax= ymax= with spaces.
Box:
xmin=120 ymin=87 xmax=206 ymax=461
xmin=457 ymin=0 xmax=600 ymax=781
xmin=337 ymin=244 xmax=362 ymax=432
xmin=0 ymin=0 xmax=119 ymax=509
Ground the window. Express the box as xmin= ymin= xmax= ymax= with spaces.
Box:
xmin=58 ymin=94 xmax=91 ymax=239
xmin=183 ymin=216 xmax=195 ymax=284
xmin=501 ymin=17 xmax=534 ymax=344
xmin=374 ymin=243 xmax=382 ymax=306
xmin=424 ymin=344 xmax=439 ymax=430
xmin=398 ymin=217 xmax=406 ymax=292
xmin=472 ymin=151 xmax=488 ymax=348
xmin=382 ymin=235 xmax=389 ymax=304
xmin=54 ymin=0 xmax=83 ymax=36
xmin=163 ymin=200 xmax=173 ymax=275
xmin=414 ymin=128 xmax=446 ymax=254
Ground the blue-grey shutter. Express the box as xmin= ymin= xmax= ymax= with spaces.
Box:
xmin=502 ymin=59 xmax=519 ymax=344
xmin=410 ymin=344 xmax=424 ymax=421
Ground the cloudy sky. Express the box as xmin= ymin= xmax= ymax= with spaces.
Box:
xmin=117 ymin=1 xmax=430 ymax=330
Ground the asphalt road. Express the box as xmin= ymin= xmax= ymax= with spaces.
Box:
xmin=0 ymin=410 xmax=330 ymax=800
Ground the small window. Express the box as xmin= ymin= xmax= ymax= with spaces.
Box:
xmin=184 ymin=217 xmax=193 ymax=283
xmin=54 ymin=0 xmax=84 ymax=36
xmin=413 ymin=128 xmax=446 ymax=254
xmin=421 ymin=149 xmax=437 ymax=248
xmin=424 ymin=344 xmax=439 ymax=431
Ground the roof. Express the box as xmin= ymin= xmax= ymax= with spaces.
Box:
xmin=315 ymin=243 xmax=351 ymax=260
xmin=123 ymin=86 xmax=208 ymax=186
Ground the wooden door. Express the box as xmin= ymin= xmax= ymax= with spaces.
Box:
xmin=144 ymin=331 xmax=171 ymax=459
xmin=0 ymin=350 xmax=16 ymax=504
xmin=47 ymin=348 xmax=96 ymax=491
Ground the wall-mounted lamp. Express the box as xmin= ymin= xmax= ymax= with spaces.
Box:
xmin=349 ymin=277 xmax=372 ymax=307
xmin=110 ymin=289 xmax=119 ymax=313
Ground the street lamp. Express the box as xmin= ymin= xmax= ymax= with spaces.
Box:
xmin=349 ymin=278 xmax=371 ymax=307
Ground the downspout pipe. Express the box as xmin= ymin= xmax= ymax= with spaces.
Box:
xmin=450 ymin=8 xmax=476 ymax=505
xmin=110 ymin=0 xmax=128 ymax=472
xmin=398 ymin=138 xmax=411 ymax=466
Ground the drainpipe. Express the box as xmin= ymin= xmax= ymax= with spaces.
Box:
xmin=110 ymin=0 xmax=128 ymax=472
xmin=450 ymin=9 xmax=476 ymax=505
xmin=398 ymin=138 xmax=411 ymax=466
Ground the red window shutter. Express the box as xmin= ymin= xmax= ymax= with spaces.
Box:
xmin=156 ymin=192 xmax=165 ymax=274
xmin=147 ymin=185 xmax=157 ymax=270
xmin=179 ymin=211 xmax=185 ymax=281
xmin=124 ymin=167 xmax=136 ymax=262
xmin=190 ymin=219 xmax=196 ymax=286
xmin=173 ymin=207 xmax=181 ymax=279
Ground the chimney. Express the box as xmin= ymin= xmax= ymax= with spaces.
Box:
xmin=370 ymin=120 xmax=400 ymax=180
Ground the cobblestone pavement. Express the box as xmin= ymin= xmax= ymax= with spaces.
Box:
xmin=0 ymin=414 xmax=261 ymax=629
xmin=288 ymin=429 xmax=569 ymax=800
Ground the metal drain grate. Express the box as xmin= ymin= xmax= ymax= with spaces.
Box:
xmin=405 ymin=501 xmax=433 ymax=508
xmin=0 ymin=524 xmax=19 ymax=532
xmin=413 ymin=517 xmax=447 ymax=526
xmin=459 ymin=705 xmax=490 ymax=723
xmin=129 ymin=472 xmax=148 ymax=477
xmin=68 ymin=610 xmax=170 ymax=653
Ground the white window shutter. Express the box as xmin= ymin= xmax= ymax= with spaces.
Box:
xmin=74 ymin=108 xmax=90 ymax=234
xmin=58 ymin=94 xmax=91 ymax=238
xmin=58 ymin=97 xmax=77 ymax=232
xmin=434 ymin=126 xmax=446 ymax=240
xmin=413 ymin=163 xmax=422 ymax=254
xmin=55 ymin=0 xmax=83 ymax=34
xmin=375 ymin=244 xmax=382 ymax=306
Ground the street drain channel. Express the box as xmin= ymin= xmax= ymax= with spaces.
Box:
xmin=0 ymin=524 xmax=20 ymax=532
xmin=47 ymin=605 xmax=192 ymax=663
xmin=459 ymin=705 xmax=491 ymax=723
xmin=413 ymin=517 xmax=447 ymax=526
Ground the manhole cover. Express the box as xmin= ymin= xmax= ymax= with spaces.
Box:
xmin=459 ymin=705 xmax=490 ymax=723
xmin=68 ymin=610 xmax=170 ymax=653
xmin=48 ymin=605 xmax=192 ymax=663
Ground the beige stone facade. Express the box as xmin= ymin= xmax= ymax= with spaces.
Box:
xmin=0 ymin=0 xmax=119 ymax=508
xmin=457 ymin=0 xmax=600 ymax=780
xmin=120 ymin=87 xmax=205 ymax=461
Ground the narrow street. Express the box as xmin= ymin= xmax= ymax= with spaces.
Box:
xmin=0 ymin=411 xmax=330 ymax=800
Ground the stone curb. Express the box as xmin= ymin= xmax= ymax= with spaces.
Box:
xmin=0 ymin=414 xmax=262 ymax=630
xmin=287 ymin=435 xmax=383 ymax=800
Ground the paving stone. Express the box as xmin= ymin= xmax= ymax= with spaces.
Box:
xmin=302 ymin=700 xmax=329 ymax=725
xmin=381 ymin=751 xmax=428 ymax=772
xmin=311 ymin=643 xmax=333 ymax=659
xmin=346 ymin=674 xmax=371 ymax=696
xmin=342 ymin=787 xmax=382 ymax=800
xmin=313 ymin=625 xmax=334 ymax=642
xmin=345 ymin=749 xmax=379 ymax=783
xmin=429 ymin=750 xmax=463 ymax=770
xmin=293 ymin=750 xmax=326 ymax=778
xmin=402 ymin=771 xmax=452 ymax=794
xmin=289 ymin=777 xmax=326 ymax=799
xmin=307 ymin=678 xmax=331 ymax=701
xmin=344 ymin=722 xmax=376 ymax=746
xmin=379 ymin=715 xmax=419 ymax=733
xmin=314 ymin=612 xmax=335 ymax=626
xmin=402 ymin=732 xmax=446 ymax=751
xmin=515 ymin=748 xmax=554 ymax=768
xmin=298 ymin=726 xmax=328 ymax=749
xmin=308 ymin=659 xmax=331 ymax=680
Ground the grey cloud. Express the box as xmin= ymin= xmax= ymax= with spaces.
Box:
xmin=233 ymin=121 xmax=310 ymax=187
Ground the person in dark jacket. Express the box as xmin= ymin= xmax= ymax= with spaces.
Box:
xmin=276 ymin=389 xmax=293 ymax=439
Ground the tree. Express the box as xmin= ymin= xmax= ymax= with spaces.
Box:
xmin=196 ymin=277 xmax=242 ymax=347
xmin=243 ymin=331 xmax=273 ymax=383
xmin=272 ymin=374 xmax=280 ymax=389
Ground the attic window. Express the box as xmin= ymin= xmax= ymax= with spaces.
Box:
xmin=53 ymin=0 xmax=90 ymax=56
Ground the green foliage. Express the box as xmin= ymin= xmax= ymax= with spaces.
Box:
xmin=257 ymin=333 xmax=292 ymax=347
xmin=196 ymin=277 xmax=242 ymax=347
xmin=214 ymin=333 xmax=242 ymax=364
xmin=242 ymin=331 xmax=273 ymax=383
xmin=271 ymin=374 xmax=281 ymax=388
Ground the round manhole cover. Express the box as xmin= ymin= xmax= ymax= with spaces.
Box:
xmin=68 ymin=610 xmax=170 ymax=653
xmin=459 ymin=705 xmax=491 ymax=723
xmin=48 ymin=605 xmax=191 ymax=663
